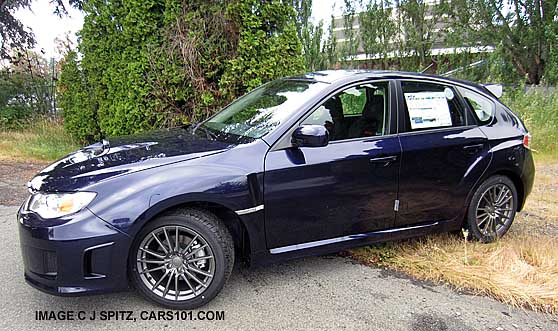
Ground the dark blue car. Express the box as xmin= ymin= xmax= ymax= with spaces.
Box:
xmin=18 ymin=70 xmax=535 ymax=309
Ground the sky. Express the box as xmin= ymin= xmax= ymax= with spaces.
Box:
xmin=15 ymin=0 xmax=344 ymax=59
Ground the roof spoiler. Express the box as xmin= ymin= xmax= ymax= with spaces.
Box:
xmin=483 ymin=84 xmax=503 ymax=98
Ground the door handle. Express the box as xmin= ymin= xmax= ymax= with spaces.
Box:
xmin=463 ymin=143 xmax=485 ymax=153
xmin=369 ymin=155 xmax=398 ymax=166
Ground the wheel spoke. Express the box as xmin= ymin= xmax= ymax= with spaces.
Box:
xmin=497 ymin=195 xmax=512 ymax=206
xmin=162 ymin=270 xmax=174 ymax=297
xmin=180 ymin=234 xmax=199 ymax=255
xmin=185 ymin=244 xmax=208 ymax=259
xmin=140 ymin=265 xmax=166 ymax=275
xmin=152 ymin=269 xmax=170 ymax=290
xmin=476 ymin=212 xmax=489 ymax=219
xmin=481 ymin=195 xmax=492 ymax=207
xmin=180 ymin=274 xmax=197 ymax=296
xmin=137 ymin=259 xmax=166 ymax=264
xmin=477 ymin=214 xmax=490 ymax=227
xmin=184 ymin=269 xmax=207 ymax=288
xmin=163 ymin=227 xmax=173 ymax=252
xmin=140 ymin=247 xmax=165 ymax=259
xmin=188 ymin=266 xmax=213 ymax=278
xmin=174 ymin=273 xmax=179 ymax=300
xmin=152 ymin=233 xmax=169 ymax=254
xmin=175 ymin=226 xmax=180 ymax=252
xmin=188 ymin=255 xmax=214 ymax=263
xmin=497 ymin=187 xmax=510 ymax=205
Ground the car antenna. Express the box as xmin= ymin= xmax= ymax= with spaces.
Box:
xmin=441 ymin=60 xmax=485 ymax=77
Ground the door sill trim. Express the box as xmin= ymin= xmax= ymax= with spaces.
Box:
xmin=269 ymin=222 xmax=439 ymax=254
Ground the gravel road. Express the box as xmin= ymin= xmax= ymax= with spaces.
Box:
xmin=1 ymin=203 xmax=556 ymax=330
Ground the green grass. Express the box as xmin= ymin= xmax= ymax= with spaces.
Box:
xmin=501 ymin=88 xmax=558 ymax=158
xmin=0 ymin=117 xmax=80 ymax=162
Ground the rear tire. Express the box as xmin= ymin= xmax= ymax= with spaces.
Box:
xmin=466 ymin=175 xmax=518 ymax=243
xmin=129 ymin=208 xmax=234 ymax=309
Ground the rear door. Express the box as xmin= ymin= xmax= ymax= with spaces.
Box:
xmin=264 ymin=80 xmax=400 ymax=250
xmin=395 ymin=79 xmax=490 ymax=227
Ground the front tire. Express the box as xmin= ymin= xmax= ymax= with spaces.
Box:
xmin=466 ymin=175 xmax=518 ymax=242
xmin=129 ymin=208 xmax=234 ymax=309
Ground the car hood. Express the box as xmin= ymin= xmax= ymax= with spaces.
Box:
xmin=28 ymin=127 xmax=233 ymax=192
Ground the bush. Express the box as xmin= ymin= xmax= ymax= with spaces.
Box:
xmin=0 ymin=104 xmax=32 ymax=129
xmin=502 ymin=88 xmax=558 ymax=156
xmin=58 ymin=0 xmax=305 ymax=142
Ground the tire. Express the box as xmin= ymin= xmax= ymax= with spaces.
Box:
xmin=466 ymin=175 xmax=518 ymax=243
xmin=129 ymin=208 xmax=234 ymax=309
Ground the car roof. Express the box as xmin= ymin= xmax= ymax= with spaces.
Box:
xmin=285 ymin=69 xmax=492 ymax=96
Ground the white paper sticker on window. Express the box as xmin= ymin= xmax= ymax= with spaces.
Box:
xmin=404 ymin=92 xmax=453 ymax=129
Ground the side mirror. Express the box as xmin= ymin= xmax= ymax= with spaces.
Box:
xmin=291 ymin=125 xmax=329 ymax=148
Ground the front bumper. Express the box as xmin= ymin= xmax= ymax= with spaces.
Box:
xmin=18 ymin=206 xmax=132 ymax=296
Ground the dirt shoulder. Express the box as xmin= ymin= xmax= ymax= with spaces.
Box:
xmin=0 ymin=161 xmax=47 ymax=206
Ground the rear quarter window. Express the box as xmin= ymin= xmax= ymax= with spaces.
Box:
xmin=457 ymin=87 xmax=495 ymax=125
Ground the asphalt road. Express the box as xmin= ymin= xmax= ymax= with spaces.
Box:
xmin=1 ymin=205 xmax=556 ymax=331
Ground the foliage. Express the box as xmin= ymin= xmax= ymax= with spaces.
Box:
xmin=57 ymin=51 xmax=100 ymax=142
xmin=0 ymin=116 xmax=79 ymax=161
xmin=58 ymin=0 xmax=304 ymax=141
xmin=446 ymin=0 xmax=558 ymax=85
xmin=502 ymin=88 xmax=558 ymax=155
xmin=219 ymin=0 xmax=305 ymax=100
xmin=397 ymin=0 xmax=442 ymax=71
xmin=339 ymin=0 xmax=359 ymax=67
xmin=291 ymin=0 xmax=331 ymax=71
xmin=359 ymin=0 xmax=397 ymax=69
xmin=0 ymin=0 xmax=82 ymax=60
xmin=0 ymin=51 xmax=54 ymax=128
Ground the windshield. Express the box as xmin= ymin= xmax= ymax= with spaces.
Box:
xmin=199 ymin=79 xmax=328 ymax=143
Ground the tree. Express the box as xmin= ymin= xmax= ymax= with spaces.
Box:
xmin=57 ymin=50 xmax=100 ymax=142
xmin=0 ymin=0 xmax=82 ymax=60
xmin=340 ymin=0 xmax=360 ymax=67
xmin=291 ymin=0 xmax=332 ymax=71
xmin=397 ymin=0 xmax=442 ymax=71
xmin=448 ymin=0 xmax=558 ymax=84
xmin=359 ymin=0 xmax=397 ymax=69
xmin=219 ymin=0 xmax=305 ymax=99
xmin=59 ymin=0 xmax=305 ymax=141
xmin=0 ymin=51 xmax=53 ymax=127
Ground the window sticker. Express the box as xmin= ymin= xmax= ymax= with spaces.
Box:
xmin=444 ymin=87 xmax=454 ymax=100
xmin=404 ymin=92 xmax=453 ymax=129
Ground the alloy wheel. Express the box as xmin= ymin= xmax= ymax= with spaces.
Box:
xmin=136 ymin=225 xmax=215 ymax=301
xmin=475 ymin=183 xmax=515 ymax=236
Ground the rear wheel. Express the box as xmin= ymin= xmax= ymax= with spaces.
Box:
xmin=466 ymin=176 xmax=517 ymax=242
xmin=129 ymin=208 xmax=234 ymax=309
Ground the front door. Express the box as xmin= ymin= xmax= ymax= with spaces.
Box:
xmin=264 ymin=81 xmax=401 ymax=249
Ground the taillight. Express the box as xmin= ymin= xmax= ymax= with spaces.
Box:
xmin=523 ymin=133 xmax=531 ymax=149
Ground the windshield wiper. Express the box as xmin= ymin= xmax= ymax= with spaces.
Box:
xmin=196 ymin=124 xmax=218 ymax=141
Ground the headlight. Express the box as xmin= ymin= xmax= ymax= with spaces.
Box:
xmin=28 ymin=192 xmax=97 ymax=219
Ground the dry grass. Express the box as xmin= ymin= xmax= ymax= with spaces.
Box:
xmin=0 ymin=118 xmax=79 ymax=162
xmin=348 ymin=156 xmax=558 ymax=314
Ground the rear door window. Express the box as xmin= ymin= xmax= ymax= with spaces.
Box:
xmin=401 ymin=81 xmax=467 ymax=132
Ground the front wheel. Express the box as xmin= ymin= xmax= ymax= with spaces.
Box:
xmin=129 ymin=208 xmax=234 ymax=309
xmin=466 ymin=175 xmax=518 ymax=243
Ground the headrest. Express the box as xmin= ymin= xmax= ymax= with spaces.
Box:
xmin=362 ymin=95 xmax=383 ymax=121
xmin=324 ymin=96 xmax=343 ymax=119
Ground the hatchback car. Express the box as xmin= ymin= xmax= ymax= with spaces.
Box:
xmin=18 ymin=70 xmax=534 ymax=309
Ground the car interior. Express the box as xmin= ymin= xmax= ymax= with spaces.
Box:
xmin=304 ymin=83 xmax=389 ymax=141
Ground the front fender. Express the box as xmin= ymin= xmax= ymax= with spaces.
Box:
xmin=84 ymin=141 xmax=268 ymax=238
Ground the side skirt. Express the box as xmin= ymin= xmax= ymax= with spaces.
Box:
xmin=248 ymin=219 xmax=458 ymax=267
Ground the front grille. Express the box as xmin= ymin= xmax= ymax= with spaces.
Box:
xmin=23 ymin=246 xmax=57 ymax=278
